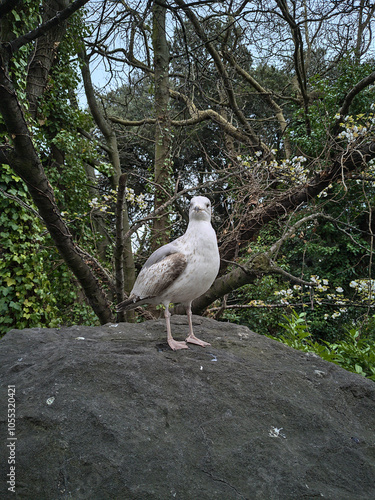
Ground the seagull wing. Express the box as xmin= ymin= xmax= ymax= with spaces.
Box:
xmin=142 ymin=242 xmax=180 ymax=268
xmin=132 ymin=248 xmax=188 ymax=299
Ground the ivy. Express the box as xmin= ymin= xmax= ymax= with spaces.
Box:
xmin=1 ymin=6 xmax=112 ymax=333
xmin=0 ymin=166 xmax=61 ymax=335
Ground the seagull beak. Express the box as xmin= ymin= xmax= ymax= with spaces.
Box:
xmin=194 ymin=206 xmax=202 ymax=212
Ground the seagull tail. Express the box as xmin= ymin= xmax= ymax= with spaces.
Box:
xmin=116 ymin=295 xmax=141 ymax=312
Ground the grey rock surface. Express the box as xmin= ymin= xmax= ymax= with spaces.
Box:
xmin=0 ymin=316 xmax=374 ymax=499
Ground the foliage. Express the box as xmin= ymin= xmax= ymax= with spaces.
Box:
xmin=43 ymin=259 xmax=100 ymax=328
xmin=289 ymin=56 xmax=375 ymax=158
xmin=3 ymin=0 xmax=41 ymax=98
xmin=0 ymin=169 xmax=101 ymax=334
xmin=0 ymin=166 xmax=61 ymax=334
xmin=221 ymin=276 xmax=288 ymax=336
xmin=272 ymin=310 xmax=375 ymax=381
xmin=275 ymin=310 xmax=312 ymax=348
xmin=0 ymin=9 xmax=108 ymax=334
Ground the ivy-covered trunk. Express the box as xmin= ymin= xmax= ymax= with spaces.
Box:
xmin=0 ymin=56 xmax=114 ymax=325
xmin=26 ymin=0 xmax=70 ymax=117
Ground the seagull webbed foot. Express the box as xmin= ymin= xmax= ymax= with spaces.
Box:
xmin=185 ymin=334 xmax=211 ymax=347
xmin=168 ymin=338 xmax=189 ymax=351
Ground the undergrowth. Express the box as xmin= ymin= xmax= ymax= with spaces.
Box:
xmin=270 ymin=310 xmax=375 ymax=381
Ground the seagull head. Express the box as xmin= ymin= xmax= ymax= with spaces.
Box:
xmin=189 ymin=196 xmax=212 ymax=222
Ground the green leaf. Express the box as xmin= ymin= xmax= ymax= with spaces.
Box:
xmin=12 ymin=10 xmax=21 ymax=21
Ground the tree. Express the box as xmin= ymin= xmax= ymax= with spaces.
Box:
xmin=1 ymin=0 xmax=375 ymax=339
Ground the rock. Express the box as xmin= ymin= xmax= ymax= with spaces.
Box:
xmin=0 ymin=316 xmax=374 ymax=499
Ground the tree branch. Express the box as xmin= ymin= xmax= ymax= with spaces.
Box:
xmin=0 ymin=187 xmax=43 ymax=220
xmin=219 ymin=140 xmax=375 ymax=264
xmin=174 ymin=0 xmax=267 ymax=152
xmin=109 ymin=88 xmax=259 ymax=147
xmin=333 ymin=71 xmax=375 ymax=134
xmin=223 ymin=51 xmax=292 ymax=158
xmin=4 ymin=0 xmax=90 ymax=56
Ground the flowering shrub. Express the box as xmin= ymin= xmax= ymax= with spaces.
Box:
xmin=272 ymin=275 xmax=375 ymax=321
xmin=239 ymin=153 xmax=309 ymax=186
xmin=88 ymin=188 xmax=147 ymax=213
xmin=336 ymin=106 xmax=375 ymax=143
xmin=268 ymin=155 xmax=309 ymax=184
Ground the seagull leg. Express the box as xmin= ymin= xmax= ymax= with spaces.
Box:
xmin=185 ymin=303 xmax=211 ymax=347
xmin=165 ymin=305 xmax=188 ymax=351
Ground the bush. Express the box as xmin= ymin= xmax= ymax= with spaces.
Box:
xmin=271 ymin=310 xmax=375 ymax=381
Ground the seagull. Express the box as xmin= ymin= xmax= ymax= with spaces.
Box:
xmin=116 ymin=196 xmax=220 ymax=350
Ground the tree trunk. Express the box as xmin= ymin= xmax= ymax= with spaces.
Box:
xmin=79 ymin=45 xmax=136 ymax=298
xmin=84 ymin=162 xmax=111 ymax=261
xmin=26 ymin=0 xmax=70 ymax=119
xmin=152 ymin=0 xmax=171 ymax=249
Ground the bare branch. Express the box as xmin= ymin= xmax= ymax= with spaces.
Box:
xmin=219 ymin=140 xmax=375 ymax=264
